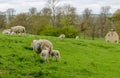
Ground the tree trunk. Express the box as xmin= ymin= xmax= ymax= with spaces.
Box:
xmin=83 ymin=32 xmax=86 ymax=39
xmin=92 ymin=25 xmax=95 ymax=40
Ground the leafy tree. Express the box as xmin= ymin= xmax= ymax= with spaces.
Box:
xmin=7 ymin=13 xmax=30 ymax=32
xmin=0 ymin=12 xmax=6 ymax=29
xmin=97 ymin=6 xmax=111 ymax=37
xmin=111 ymin=9 xmax=120 ymax=35
xmin=81 ymin=8 xmax=92 ymax=39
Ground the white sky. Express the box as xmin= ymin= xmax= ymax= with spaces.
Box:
xmin=0 ymin=0 xmax=120 ymax=14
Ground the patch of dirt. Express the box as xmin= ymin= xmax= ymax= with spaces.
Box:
xmin=0 ymin=70 xmax=8 ymax=74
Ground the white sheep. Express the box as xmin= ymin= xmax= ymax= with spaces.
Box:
xmin=75 ymin=36 xmax=79 ymax=40
xmin=31 ymin=40 xmax=41 ymax=54
xmin=51 ymin=50 xmax=60 ymax=61
xmin=31 ymin=39 xmax=53 ymax=55
xmin=59 ymin=34 xmax=65 ymax=39
xmin=38 ymin=39 xmax=53 ymax=54
xmin=41 ymin=50 xmax=50 ymax=62
xmin=10 ymin=32 xmax=16 ymax=36
xmin=11 ymin=26 xmax=26 ymax=36
xmin=2 ymin=29 xmax=11 ymax=34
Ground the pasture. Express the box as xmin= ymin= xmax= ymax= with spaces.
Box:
xmin=0 ymin=33 xmax=120 ymax=78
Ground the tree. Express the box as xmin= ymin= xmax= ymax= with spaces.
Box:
xmin=111 ymin=9 xmax=120 ymax=35
xmin=29 ymin=7 xmax=37 ymax=15
xmin=55 ymin=7 xmax=63 ymax=27
xmin=60 ymin=4 xmax=77 ymax=26
xmin=91 ymin=16 xmax=96 ymax=40
xmin=7 ymin=13 xmax=30 ymax=32
xmin=29 ymin=8 xmax=51 ymax=34
xmin=81 ymin=8 xmax=92 ymax=39
xmin=6 ymin=8 xmax=15 ymax=22
xmin=46 ymin=0 xmax=59 ymax=27
xmin=98 ymin=6 xmax=111 ymax=37
xmin=40 ymin=7 xmax=51 ymax=16
xmin=0 ymin=11 xmax=6 ymax=29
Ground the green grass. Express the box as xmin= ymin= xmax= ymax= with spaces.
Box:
xmin=0 ymin=33 xmax=120 ymax=78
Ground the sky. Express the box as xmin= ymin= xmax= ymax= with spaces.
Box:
xmin=0 ymin=0 xmax=120 ymax=14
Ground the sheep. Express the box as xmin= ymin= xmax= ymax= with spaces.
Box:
xmin=105 ymin=29 xmax=119 ymax=43
xmin=38 ymin=39 xmax=53 ymax=54
xmin=10 ymin=32 xmax=16 ymax=36
xmin=41 ymin=50 xmax=50 ymax=62
xmin=75 ymin=36 xmax=79 ymax=40
xmin=59 ymin=34 xmax=65 ymax=39
xmin=51 ymin=50 xmax=60 ymax=61
xmin=31 ymin=39 xmax=53 ymax=55
xmin=2 ymin=29 xmax=11 ymax=34
xmin=11 ymin=26 xmax=26 ymax=36
xmin=31 ymin=40 xmax=41 ymax=54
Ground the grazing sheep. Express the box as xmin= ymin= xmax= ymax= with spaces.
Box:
xmin=41 ymin=50 xmax=49 ymax=62
xmin=75 ymin=36 xmax=79 ymax=40
xmin=105 ymin=29 xmax=119 ymax=43
xmin=11 ymin=26 xmax=26 ymax=36
xmin=38 ymin=39 xmax=53 ymax=54
xmin=59 ymin=34 xmax=65 ymax=39
xmin=31 ymin=39 xmax=53 ymax=55
xmin=31 ymin=40 xmax=42 ymax=54
xmin=2 ymin=29 xmax=11 ymax=34
xmin=51 ymin=50 xmax=60 ymax=61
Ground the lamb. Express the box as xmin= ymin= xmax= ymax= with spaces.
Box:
xmin=59 ymin=34 xmax=65 ymax=39
xmin=10 ymin=32 xmax=16 ymax=36
xmin=41 ymin=50 xmax=50 ymax=62
xmin=51 ymin=50 xmax=60 ymax=61
xmin=2 ymin=29 xmax=11 ymax=34
xmin=41 ymin=49 xmax=60 ymax=62
xmin=11 ymin=26 xmax=26 ymax=36
xmin=75 ymin=36 xmax=79 ymax=40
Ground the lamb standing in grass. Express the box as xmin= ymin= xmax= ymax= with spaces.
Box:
xmin=51 ymin=50 xmax=60 ymax=61
xmin=59 ymin=34 xmax=65 ymax=39
xmin=41 ymin=50 xmax=49 ymax=62
xmin=75 ymin=36 xmax=79 ymax=40
xmin=2 ymin=29 xmax=11 ymax=34
xmin=10 ymin=32 xmax=16 ymax=36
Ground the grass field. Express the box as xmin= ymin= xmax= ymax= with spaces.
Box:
xmin=0 ymin=33 xmax=120 ymax=78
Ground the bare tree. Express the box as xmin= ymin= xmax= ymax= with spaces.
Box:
xmin=29 ymin=7 xmax=37 ymax=15
xmin=6 ymin=8 xmax=15 ymax=22
xmin=62 ymin=4 xmax=77 ymax=25
xmin=55 ymin=7 xmax=63 ymax=27
xmin=46 ymin=0 xmax=59 ymax=27
xmin=81 ymin=8 xmax=92 ymax=39
xmin=40 ymin=7 xmax=51 ymax=16
xmin=98 ymin=6 xmax=110 ymax=37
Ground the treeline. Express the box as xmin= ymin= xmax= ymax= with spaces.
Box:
xmin=0 ymin=0 xmax=120 ymax=39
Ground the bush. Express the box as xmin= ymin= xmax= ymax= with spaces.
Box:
xmin=41 ymin=25 xmax=59 ymax=36
xmin=58 ymin=26 xmax=78 ymax=38
xmin=41 ymin=25 xmax=78 ymax=38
